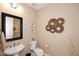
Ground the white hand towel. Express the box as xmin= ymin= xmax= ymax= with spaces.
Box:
xmin=1 ymin=32 xmax=7 ymax=49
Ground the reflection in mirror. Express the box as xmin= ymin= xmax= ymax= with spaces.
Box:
xmin=2 ymin=12 xmax=23 ymax=42
xmin=13 ymin=18 xmax=20 ymax=38
xmin=6 ymin=16 xmax=13 ymax=39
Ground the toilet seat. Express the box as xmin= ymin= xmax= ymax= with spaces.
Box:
xmin=30 ymin=40 xmax=46 ymax=56
xmin=33 ymin=48 xmax=44 ymax=56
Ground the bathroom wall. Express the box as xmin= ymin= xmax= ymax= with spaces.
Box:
xmin=36 ymin=3 xmax=79 ymax=55
xmin=0 ymin=3 xmax=37 ymax=56
xmin=1 ymin=3 xmax=79 ymax=56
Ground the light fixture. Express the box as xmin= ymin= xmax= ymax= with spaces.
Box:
xmin=32 ymin=3 xmax=37 ymax=7
xmin=10 ymin=3 xmax=18 ymax=9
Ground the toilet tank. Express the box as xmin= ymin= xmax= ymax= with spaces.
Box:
xmin=30 ymin=40 xmax=37 ymax=50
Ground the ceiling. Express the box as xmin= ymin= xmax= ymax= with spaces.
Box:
xmin=27 ymin=3 xmax=51 ymax=10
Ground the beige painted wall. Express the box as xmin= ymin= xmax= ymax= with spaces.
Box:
xmin=36 ymin=3 xmax=79 ymax=56
xmin=1 ymin=3 xmax=79 ymax=56
xmin=0 ymin=3 xmax=36 ymax=56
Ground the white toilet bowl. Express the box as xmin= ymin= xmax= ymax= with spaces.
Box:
xmin=30 ymin=39 xmax=45 ymax=56
xmin=33 ymin=48 xmax=44 ymax=56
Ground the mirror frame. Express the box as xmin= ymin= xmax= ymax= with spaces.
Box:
xmin=1 ymin=12 xmax=23 ymax=42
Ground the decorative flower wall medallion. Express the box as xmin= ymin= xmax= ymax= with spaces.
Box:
xmin=57 ymin=18 xmax=65 ymax=25
xmin=55 ymin=25 xmax=64 ymax=33
xmin=50 ymin=28 xmax=55 ymax=33
xmin=48 ymin=18 xmax=57 ymax=28
xmin=46 ymin=18 xmax=65 ymax=33
xmin=46 ymin=25 xmax=51 ymax=31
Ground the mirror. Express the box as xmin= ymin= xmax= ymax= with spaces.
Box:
xmin=2 ymin=12 xmax=23 ymax=42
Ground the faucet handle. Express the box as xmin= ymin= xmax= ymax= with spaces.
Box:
xmin=13 ymin=42 xmax=16 ymax=47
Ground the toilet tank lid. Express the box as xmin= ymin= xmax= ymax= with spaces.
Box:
xmin=30 ymin=40 xmax=37 ymax=45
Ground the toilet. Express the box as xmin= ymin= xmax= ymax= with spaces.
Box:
xmin=30 ymin=39 xmax=44 ymax=56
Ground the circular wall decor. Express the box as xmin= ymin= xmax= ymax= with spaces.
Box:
xmin=45 ymin=18 xmax=65 ymax=33
xmin=55 ymin=25 xmax=64 ymax=33
xmin=48 ymin=18 xmax=57 ymax=28
xmin=50 ymin=28 xmax=55 ymax=33
xmin=46 ymin=25 xmax=51 ymax=31
xmin=57 ymin=18 xmax=65 ymax=25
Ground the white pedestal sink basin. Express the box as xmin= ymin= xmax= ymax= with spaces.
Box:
xmin=4 ymin=44 xmax=25 ymax=56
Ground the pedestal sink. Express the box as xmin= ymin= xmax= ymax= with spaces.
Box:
xmin=4 ymin=44 xmax=25 ymax=56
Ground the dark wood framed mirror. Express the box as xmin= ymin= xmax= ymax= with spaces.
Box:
xmin=2 ymin=12 xmax=23 ymax=42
